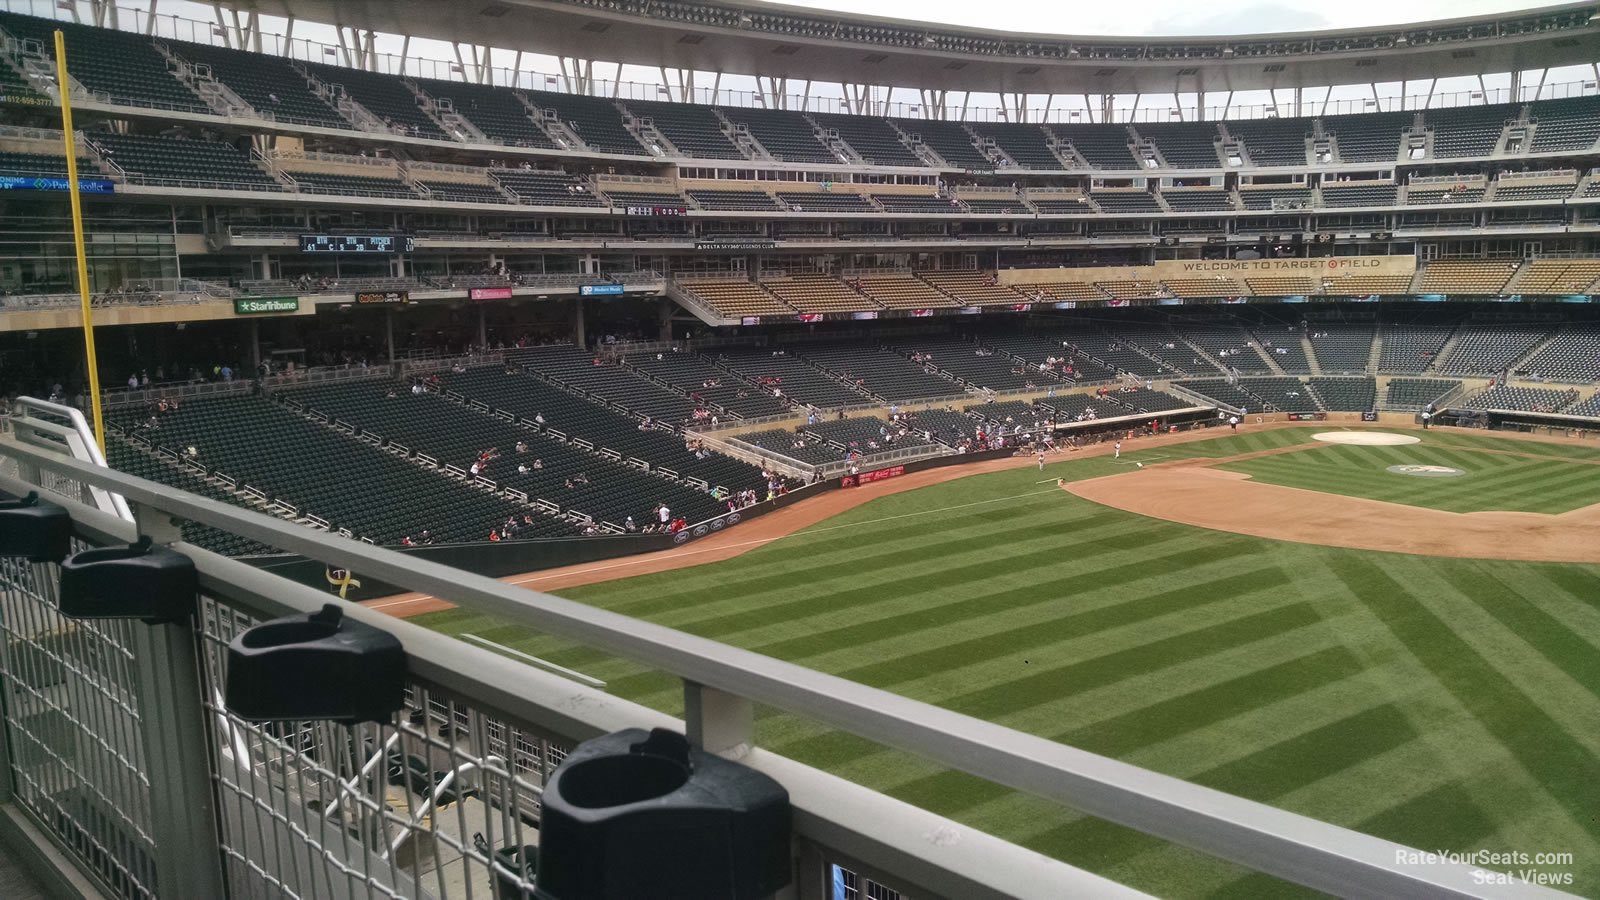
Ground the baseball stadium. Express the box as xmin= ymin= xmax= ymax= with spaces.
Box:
xmin=0 ymin=1 xmax=1596 ymax=898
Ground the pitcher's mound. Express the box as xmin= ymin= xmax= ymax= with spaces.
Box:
xmin=1314 ymin=431 xmax=1421 ymax=446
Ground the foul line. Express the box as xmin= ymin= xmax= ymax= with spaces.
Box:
xmin=368 ymin=486 xmax=1062 ymax=613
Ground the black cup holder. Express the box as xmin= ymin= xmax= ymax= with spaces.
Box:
xmin=536 ymin=727 xmax=791 ymax=900
xmin=0 ymin=492 xmax=71 ymax=563
xmin=225 ymin=604 xmax=405 ymax=724
xmin=558 ymin=753 xmax=691 ymax=809
xmin=59 ymin=536 xmax=197 ymax=624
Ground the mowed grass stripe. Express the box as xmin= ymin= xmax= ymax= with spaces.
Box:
xmin=770 ymin=603 xmax=1319 ymax=768
xmin=1328 ymin=555 xmax=1600 ymax=841
xmin=1023 ymin=704 xmax=1419 ymax=872
xmin=887 ymin=645 xmax=1367 ymax=815
xmin=834 ymin=561 xmax=1282 ymax=687
xmin=1434 ymin=565 xmax=1600 ymax=703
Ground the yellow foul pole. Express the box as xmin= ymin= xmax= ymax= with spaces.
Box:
xmin=54 ymin=30 xmax=105 ymax=453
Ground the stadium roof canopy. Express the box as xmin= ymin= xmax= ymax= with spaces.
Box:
xmin=209 ymin=0 xmax=1600 ymax=95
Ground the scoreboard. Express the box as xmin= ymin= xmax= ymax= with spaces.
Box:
xmin=299 ymin=234 xmax=415 ymax=254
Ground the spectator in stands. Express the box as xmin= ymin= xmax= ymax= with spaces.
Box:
xmin=656 ymin=503 xmax=671 ymax=528
xmin=488 ymin=529 xmax=501 ymax=542
xmin=624 ymin=516 xmax=636 ymax=532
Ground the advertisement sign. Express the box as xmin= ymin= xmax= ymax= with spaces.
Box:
xmin=469 ymin=286 xmax=514 ymax=301
xmin=796 ymin=313 xmax=824 ymax=323
xmin=958 ymin=306 xmax=982 ymax=315
xmin=356 ymin=290 xmax=409 ymax=304
xmin=233 ymin=296 xmax=299 ymax=315
xmin=579 ymin=283 xmax=625 ymax=296
xmin=740 ymin=316 xmax=762 ymax=326
xmin=851 ymin=310 xmax=879 ymax=320
xmin=624 ymin=205 xmax=687 ymax=217
xmin=0 ymin=175 xmax=115 ymax=194
xmin=1285 ymin=412 xmax=1328 ymax=422
xmin=841 ymin=465 xmax=906 ymax=488
xmin=694 ymin=239 xmax=776 ymax=250
xmin=1361 ymin=411 xmax=1379 ymax=422
xmin=1008 ymin=304 xmax=1031 ymax=312
xmin=910 ymin=308 xmax=937 ymax=317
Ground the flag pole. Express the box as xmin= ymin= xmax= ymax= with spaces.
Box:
xmin=54 ymin=29 xmax=105 ymax=453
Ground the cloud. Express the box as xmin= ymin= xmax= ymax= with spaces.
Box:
xmin=1151 ymin=5 xmax=1334 ymax=36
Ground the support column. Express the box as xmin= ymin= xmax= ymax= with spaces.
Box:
xmin=248 ymin=319 xmax=260 ymax=370
xmin=658 ymin=297 xmax=674 ymax=341
xmin=477 ymin=303 xmax=488 ymax=349
xmin=684 ymin=682 xmax=754 ymax=759
xmin=385 ymin=307 xmax=396 ymax=363
xmin=572 ymin=297 xmax=586 ymax=348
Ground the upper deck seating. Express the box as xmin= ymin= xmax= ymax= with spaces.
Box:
xmin=626 ymin=99 xmax=742 ymax=159
xmin=304 ymin=62 xmax=448 ymax=139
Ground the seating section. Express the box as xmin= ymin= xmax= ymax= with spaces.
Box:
xmin=1 ymin=14 xmax=209 ymax=114
xmin=1307 ymin=325 xmax=1375 ymax=373
xmin=778 ymin=191 xmax=876 ymax=213
xmin=1320 ymin=184 xmax=1397 ymax=207
xmin=1380 ymin=324 xmax=1455 ymax=373
xmin=89 ymin=133 xmax=282 ymax=191
xmin=1177 ymin=379 xmax=1260 ymax=410
xmin=1518 ymin=327 xmax=1600 ymax=383
xmin=1564 ymin=393 xmax=1600 ymax=418
xmin=1436 ymin=326 xmax=1550 ymax=375
xmin=679 ymin=279 xmax=792 ymax=318
xmin=1460 ymin=384 xmax=1578 ymax=412
xmin=418 ymin=178 xmax=508 ymax=204
xmin=978 ymin=123 xmax=1063 ymax=170
xmin=960 ymin=196 xmax=1031 ymax=214
xmin=1136 ymin=123 xmax=1221 ymax=168
xmin=897 ymin=339 xmax=1036 ymax=391
xmin=1406 ymin=185 xmax=1486 ymax=205
xmin=1385 ymin=377 xmax=1458 ymax=409
xmin=626 ymin=353 xmax=788 ymax=419
xmin=713 ymin=349 xmax=864 ymax=408
xmin=1230 ymin=118 xmax=1310 ymax=167
xmin=737 ymin=428 xmax=842 ymax=465
xmin=173 ymin=41 xmax=346 ymax=129
xmin=1252 ymin=328 xmax=1313 ymax=373
xmin=1090 ymin=191 xmax=1161 ymax=214
xmin=289 ymin=170 xmax=419 ymax=199
xmin=1308 ymin=377 xmax=1377 ymax=411
xmin=491 ymin=169 xmax=602 ymax=206
xmin=1236 ymin=377 xmax=1320 ymax=412
xmin=1492 ymin=182 xmax=1574 ymax=202
xmin=304 ymin=62 xmax=447 ymax=139
xmin=1116 ymin=327 xmax=1205 ymax=374
xmin=806 ymin=415 xmax=934 ymax=454
xmin=721 ymin=107 xmax=836 ymax=164
xmin=1512 ymin=260 xmax=1600 ymax=294
xmin=1417 ymin=260 xmax=1517 ymax=294
xmin=1107 ymin=388 xmax=1202 ymax=414
xmin=525 ymin=90 xmax=645 ymax=155
xmin=1027 ymin=194 xmax=1097 ymax=214
xmin=894 ymin=118 xmax=991 ymax=169
xmin=1426 ymin=105 xmax=1511 ymax=158
xmin=919 ymin=272 xmax=1022 ymax=306
xmin=290 ymin=379 xmax=741 ymax=527
xmin=1238 ymin=187 xmax=1311 ymax=211
xmin=809 ymin=113 xmax=922 ymax=167
xmin=421 ymin=79 xmax=556 ymax=148
xmin=1181 ymin=327 xmax=1270 ymax=375
xmin=858 ymin=274 xmax=955 ymax=309
xmin=441 ymin=364 xmax=765 ymax=495
xmin=605 ymin=189 xmax=689 ymax=209
xmin=1160 ymin=277 xmax=1245 ymax=298
xmin=686 ymin=189 xmax=782 ymax=211
xmin=978 ymin=333 xmax=1114 ymax=383
xmin=1528 ymin=97 xmax=1600 ymax=153
xmin=1054 ymin=124 xmax=1137 ymax=169
xmin=115 ymin=393 xmax=567 ymax=543
xmin=1328 ymin=112 xmax=1411 ymax=163
xmin=106 ymin=439 xmax=279 ymax=557
xmin=796 ymin=344 xmax=961 ymax=402
xmin=626 ymin=99 xmax=741 ymax=159
xmin=872 ymin=193 xmax=963 ymax=214
xmin=764 ymin=275 xmax=873 ymax=313
xmin=1245 ymin=276 xmax=1318 ymax=296
xmin=1161 ymin=191 xmax=1233 ymax=212
xmin=0 ymin=150 xmax=86 ymax=178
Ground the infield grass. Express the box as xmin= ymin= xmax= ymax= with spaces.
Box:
xmin=1218 ymin=433 xmax=1600 ymax=513
xmin=417 ymin=426 xmax=1600 ymax=897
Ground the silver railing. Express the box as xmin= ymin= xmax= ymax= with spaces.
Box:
xmin=0 ymin=398 xmax=1571 ymax=900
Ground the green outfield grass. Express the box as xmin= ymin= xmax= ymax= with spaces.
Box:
xmin=417 ymin=427 xmax=1600 ymax=897
xmin=1218 ymin=435 xmax=1600 ymax=513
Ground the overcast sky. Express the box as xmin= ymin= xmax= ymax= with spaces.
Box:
xmin=770 ymin=0 xmax=1553 ymax=37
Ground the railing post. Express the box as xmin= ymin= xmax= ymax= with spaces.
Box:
xmin=683 ymin=680 xmax=753 ymax=759
xmin=129 ymin=503 xmax=227 ymax=899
